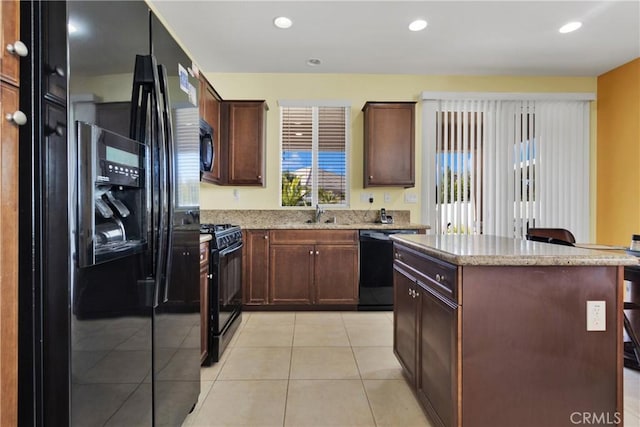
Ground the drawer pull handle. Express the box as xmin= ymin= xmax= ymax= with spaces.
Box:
xmin=200 ymin=254 xmax=204 ymax=260
xmin=207 ymin=274 xmax=213 ymax=279
xmin=315 ymin=250 xmax=319 ymax=255
xmin=309 ymin=250 xmax=313 ymax=255
xmin=435 ymin=273 xmax=443 ymax=283
xmin=264 ymin=235 xmax=269 ymax=239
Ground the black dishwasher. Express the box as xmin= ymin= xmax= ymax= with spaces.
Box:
xmin=358 ymin=229 xmax=418 ymax=310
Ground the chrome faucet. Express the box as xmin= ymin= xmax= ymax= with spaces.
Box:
xmin=315 ymin=204 xmax=325 ymax=223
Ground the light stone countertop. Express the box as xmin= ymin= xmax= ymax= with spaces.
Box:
xmin=391 ymin=234 xmax=639 ymax=266
xmin=200 ymin=209 xmax=429 ymax=231
xmin=199 ymin=234 xmax=212 ymax=244
xmin=245 ymin=222 xmax=429 ymax=230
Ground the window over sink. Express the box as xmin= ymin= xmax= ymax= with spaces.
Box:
xmin=279 ymin=101 xmax=350 ymax=207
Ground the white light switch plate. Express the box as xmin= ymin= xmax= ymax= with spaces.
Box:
xmin=405 ymin=193 xmax=418 ymax=203
xmin=586 ymin=300 xmax=606 ymax=331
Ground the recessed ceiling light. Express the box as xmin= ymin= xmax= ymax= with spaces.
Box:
xmin=307 ymin=58 xmax=321 ymax=66
xmin=274 ymin=16 xmax=293 ymax=29
xmin=408 ymin=19 xmax=428 ymax=32
xmin=559 ymin=21 xmax=582 ymax=34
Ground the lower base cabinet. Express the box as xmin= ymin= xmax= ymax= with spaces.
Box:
xmin=393 ymin=259 xmax=458 ymax=427
xmin=243 ymin=230 xmax=270 ymax=305
xmin=393 ymin=242 xmax=624 ymax=427
xmin=199 ymin=241 xmax=209 ymax=364
xmin=243 ymin=229 xmax=358 ymax=307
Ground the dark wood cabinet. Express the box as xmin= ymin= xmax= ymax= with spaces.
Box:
xmin=393 ymin=268 xmax=419 ymax=386
xmin=199 ymin=241 xmax=210 ymax=364
xmin=221 ymin=100 xmax=267 ymax=186
xmin=363 ymin=102 xmax=416 ymax=188
xmin=243 ymin=229 xmax=359 ymax=308
xmin=417 ymin=283 xmax=458 ymax=427
xmin=243 ymin=230 xmax=270 ymax=305
xmin=196 ymin=77 xmax=266 ymax=187
xmin=394 ymin=245 xmax=459 ymax=427
xmin=315 ymin=243 xmax=358 ymax=304
xmin=269 ymin=243 xmax=314 ymax=304
xmin=199 ymin=79 xmax=221 ymax=184
xmin=393 ymin=240 xmax=624 ymax=427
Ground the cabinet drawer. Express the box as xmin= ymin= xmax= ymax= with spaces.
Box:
xmin=394 ymin=245 xmax=458 ymax=302
xmin=270 ymin=229 xmax=357 ymax=245
xmin=199 ymin=242 xmax=209 ymax=266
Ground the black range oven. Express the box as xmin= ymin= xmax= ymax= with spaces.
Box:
xmin=201 ymin=224 xmax=243 ymax=365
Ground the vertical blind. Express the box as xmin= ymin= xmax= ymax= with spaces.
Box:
xmin=423 ymin=98 xmax=590 ymax=241
xmin=281 ymin=106 xmax=348 ymax=206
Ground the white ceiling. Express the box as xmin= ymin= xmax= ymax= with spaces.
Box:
xmin=149 ymin=0 xmax=640 ymax=76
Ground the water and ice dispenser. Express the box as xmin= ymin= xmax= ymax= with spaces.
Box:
xmin=76 ymin=121 xmax=149 ymax=266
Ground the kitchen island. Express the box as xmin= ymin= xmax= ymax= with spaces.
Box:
xmin=390 ymin=234 xmax=638 ymax=427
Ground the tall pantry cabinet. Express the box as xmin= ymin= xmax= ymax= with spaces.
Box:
xmin=0 ymin=0 xmax=23 ymax=424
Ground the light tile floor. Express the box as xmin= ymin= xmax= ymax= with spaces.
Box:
xmin=183 ymin=311 xmax=640 ymax=427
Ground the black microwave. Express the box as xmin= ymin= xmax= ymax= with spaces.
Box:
xmin=200 ymin=119 xmax=214 ymax=178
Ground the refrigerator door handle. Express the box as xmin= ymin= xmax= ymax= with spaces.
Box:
xmin=150 ymin=57 xmax=170 ymax=309
xmin=130 ymin=54 xmax=166 ymax=297
xmin=157 ymin=64 xmax=175 ymax=304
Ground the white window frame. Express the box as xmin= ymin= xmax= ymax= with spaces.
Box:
xmin=278 ymin=100 xmax=351 ymax=208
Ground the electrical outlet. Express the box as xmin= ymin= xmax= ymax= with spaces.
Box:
xmin=361 ymin=192 xmax=373 ymax=203
xmin=384 ymin=192 xmax=391 ymax=203
xmin=586 ymin=300 xmax=606 ymax=331
xmin=233 ymin=189 xmax=240 ymax=201
xmin=405 ymin=193 xmax=418 ymax=204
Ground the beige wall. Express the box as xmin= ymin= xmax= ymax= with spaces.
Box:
xmin=596 ymin=58 xmax=640 ymax=245
xmin=201 ymin=73 xmax=596 ymax=224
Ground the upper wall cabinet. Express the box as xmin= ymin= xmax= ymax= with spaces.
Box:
xmin=197 ymin=75 xmax=267 ymax=187
xmin=362 ymin=101 xmax=416 ymax=188
xmin=199 ymin=77 xmax=222 ymax=184
xmin=220 ymin=100 xmax=268 ymax=186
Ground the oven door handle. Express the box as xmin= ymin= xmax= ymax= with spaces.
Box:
xmin=219 ymin=241 xmax=243 ymax=257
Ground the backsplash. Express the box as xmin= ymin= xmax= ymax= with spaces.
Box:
xmin=201 ymin=209 xmax=411 ymax=228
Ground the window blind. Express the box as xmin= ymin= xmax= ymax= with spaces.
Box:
xmin=281 ymin=106 xmax=349 ymax=206
xmin=423 ymin=98 xmax=590 ymax=241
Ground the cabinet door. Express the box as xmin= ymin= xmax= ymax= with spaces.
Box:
xmin=363 ymin=102 xmax=415 ymax=187
xmin=417 ymin=284 xmax=458 ymax=427
xmin=200 ymin=81 xmax=221 ymax=183
xmin=0 ymin=81 xmax=19 ymax=426
xmin=269 ymin=244 xmax=313 ymax=304
xmin=199 ymin=244 xmax=209 ymax=364
xmin=393 ymin=268 xmax=417 ymax=386
xmin=314 ymin=244 xmax=358 ymax=305
xmin=243 ymin=230 xmax=270 ymax=305
xmin=0 ymin=0 xmax=20 ymax=86
xmin=224 ymin=101 xmax=266 ymax=186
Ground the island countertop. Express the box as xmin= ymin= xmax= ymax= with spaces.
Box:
xmin=390 ymin=234 xmax=639 ymax=266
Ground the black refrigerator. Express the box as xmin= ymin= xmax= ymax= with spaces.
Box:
xmin=19 ymin=1 xmax=201 ymax=425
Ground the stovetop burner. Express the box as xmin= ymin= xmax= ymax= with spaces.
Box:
xmin=200 ymin=223 xmax=235 ymax=234
xmin=200 ymin=223 xmax=242 ymax=250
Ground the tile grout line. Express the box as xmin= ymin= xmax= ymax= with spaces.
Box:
xmin=343 ymin=312 xmax=380 ymax=426
xmin=281 ymin=313 xmax=298 ymax=427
